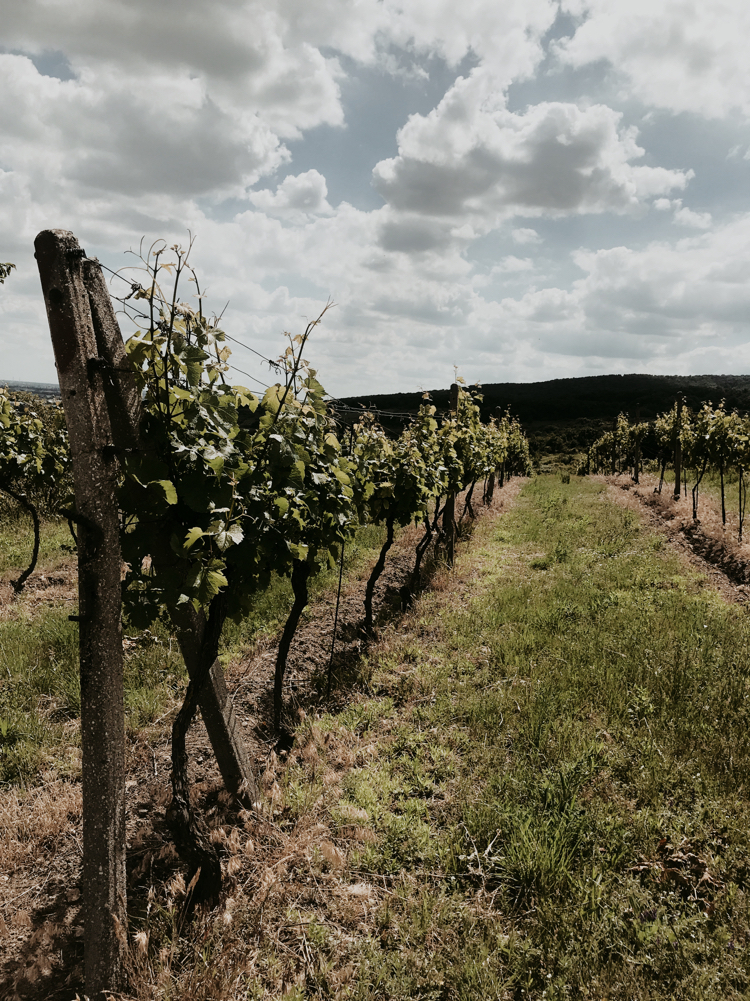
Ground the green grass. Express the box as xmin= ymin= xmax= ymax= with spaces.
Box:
xmin=0 ymin=606 xmax=189 ymax=786
xmin=299 ymin=475 xmax=750 ymax=999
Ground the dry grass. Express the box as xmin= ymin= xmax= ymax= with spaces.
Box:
xmin=0 ymin=561 xmax=77 ymax=621
xmin=606 ymin=470 xmax=750 ymax=552
xmin=0 ymin=780 xmax=82 ymax=872
xmin=0 ymin=780 xmax=84 ymax=997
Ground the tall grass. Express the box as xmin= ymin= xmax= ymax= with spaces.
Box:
xmin=307 ymin=475 xmax=750 ymax=999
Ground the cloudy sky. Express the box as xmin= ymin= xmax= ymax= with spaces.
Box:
xmin=2 ymin=0 xmax=750 ymax=396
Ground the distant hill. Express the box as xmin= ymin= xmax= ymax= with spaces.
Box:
xmin=336 ymin=373 xmax=750 ymax=458
xmin=338 ymin=374 xmax=750 ymax=425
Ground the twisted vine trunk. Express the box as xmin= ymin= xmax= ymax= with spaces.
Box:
xmin=274 ymin=558 xmax=311 ymax=731
xmin=431 ymin=496 xmax=445 ymax=542
xmin=673 ymin=398 xmax=683 ymax=502
xmin=364 ymin=513 xmax=395 ymax=636
xmin=401 ymin=514 xmax=432 ymax=609
xmin=0 ymin=484 xmax=41 ymax=593
xmin=168 ymin=599 xmax=261 ymax=808
xmin=657 ymin=456 xmax=666 ymax=494
xmin=484 ymin=472 xmax=495 ymax=506
xmin=740 ymin=469 xmax=746 ymax=543
xmin=692 ymin=458 xmax=708 ymax=521
xmin=460 ymin=479 xmax=477 ymax=523
xmin=167 ymin=597 xmax=227 ymax=912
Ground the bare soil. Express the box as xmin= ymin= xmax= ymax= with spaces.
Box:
xmin=0 ymin=560 xmax=78 ymax=619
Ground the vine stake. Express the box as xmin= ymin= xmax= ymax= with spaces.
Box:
xmin=35 ymin=229 xmax=126 ymax=1001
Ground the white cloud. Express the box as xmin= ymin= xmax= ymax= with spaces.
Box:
xmin=494 ymin=256 xmax=535 ymax=273
xmin=0 ymin=0 xmax=746 ymax=394
xmin=673 ymin=205 xmax=712 ymax=229
xmin=1 ymin=0 xmax=347 ymax=138
xmin=512 ymin=227 xmax=542 ymax=244
xmin=371 ymin=69 xmax=691 ymax=252
xmin=248 ymin=170 xmax=333 ymax=218
xmin=556 ymin=0 xmax=750 ymax=119
xmin=494 ymin=215 xmax=750 ymax=370
xmin=0 ymin=53 xmax=289 ymax=202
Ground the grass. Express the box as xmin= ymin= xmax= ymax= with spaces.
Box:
xmin=0 ymin=508 xmax=73 ymax=576
xmin=204 ymin=473 xmax=750 ymax=1000
xmin=348 ymin=475 xmax=750 ymax=999
xmin=7 ymin=477 xmax=750 ymax=998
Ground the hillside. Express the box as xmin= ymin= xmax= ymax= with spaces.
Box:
xmin=338 ymin=373 xmax=750 ymax=423
xmin=337 ymin=373 xmax=750 ymax=457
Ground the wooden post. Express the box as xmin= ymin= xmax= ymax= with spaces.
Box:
xmin=634 ymin=405 xmax=640 ymax=484
xmin=35 ymin=230 xmax=126 ymax=999
xmin=81 ymin=255 xmax=262 ymax=807
xmin=673 ymin=397 xmax=682 ymax=502
xmin=443 ymin=382 xmax=459 ymax=566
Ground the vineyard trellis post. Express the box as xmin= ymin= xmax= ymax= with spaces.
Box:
xmin=443 ymin=382 xmax=459 ymax=566
xmin=35 ymin=229 xmax=127 ymax=1000
xmin=673 ymin=396 xmax=683 ymax=502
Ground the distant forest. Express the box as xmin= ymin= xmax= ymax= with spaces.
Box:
xmin=337 ymin=374 xmax=750 ymax=460
xmin=11 ymin=373 xmax=750 ymax=461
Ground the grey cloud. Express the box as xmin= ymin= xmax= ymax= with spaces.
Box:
xmin=70 ymin=98 xmax=277 ymax=198
xmin=0 ymin=53 xmax=287 ymax=200
xmin=376 ymin=215 xmax=455 ymax=253
xmin=2 ymin=1 xmax=271 ymax=81
xmin=248 ymin=170 xmax=332 ymax=216
xmin=2 ymin=1 xmax=345 ymax=142
xmin=368 ymin=291 xmax=469 ymax=326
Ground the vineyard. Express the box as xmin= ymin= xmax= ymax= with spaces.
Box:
xmin=4 ymin=235 xmax=750 ymax=999
xmin=1 ymin=233 xmax=533 ymax=999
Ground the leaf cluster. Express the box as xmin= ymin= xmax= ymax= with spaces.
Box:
xmin=0 ymin=389 xmax=71 ymax=513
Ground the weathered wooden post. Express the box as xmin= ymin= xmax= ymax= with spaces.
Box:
xmin=35 ymin=230 xmax=126 ymax=999
xmin=634 ymin=405 xmax=641 ymax=484
xmin=443 ymin=382 xmax=459 ymax=566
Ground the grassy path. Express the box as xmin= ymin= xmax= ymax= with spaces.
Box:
xmin=243 ymin=474 xmax=750 ymax=1000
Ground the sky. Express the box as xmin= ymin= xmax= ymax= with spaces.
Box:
xmin=2 ymin=0 xmax=750 ymax=397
